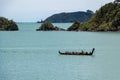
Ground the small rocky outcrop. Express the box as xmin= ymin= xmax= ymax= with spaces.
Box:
xmin=36 ymin=21 xmax=65 ymax=31
xmin=0 ymin=17 xmax=19 ymax=31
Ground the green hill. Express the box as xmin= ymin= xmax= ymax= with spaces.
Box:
xmin=0 ymin=17 xmax=18 ymax=31
xmin=43 ymin=10 xmax=93 ymax=23
xmin=68 ymin=2 xmax=120 ymax=31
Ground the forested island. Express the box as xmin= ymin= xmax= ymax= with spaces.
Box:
xmin=36 ymin=21 xmax=65 ymax=31
xmin=0 ymin=17 xmax=18 ymax=31
xmin=68 ymin=2 xmax=120 ymax=31
xmin=42 ymin=10 xmax=93 ymax=23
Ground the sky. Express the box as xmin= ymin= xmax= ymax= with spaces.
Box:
xmin=0 ymin=0 xmax=114 ymax=22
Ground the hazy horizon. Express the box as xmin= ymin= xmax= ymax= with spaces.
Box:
xmin=0 ymin=0 xmax=114 ymax=22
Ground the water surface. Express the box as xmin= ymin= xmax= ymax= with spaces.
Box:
xmin=0 ymin=23 xmax=120 ymax=80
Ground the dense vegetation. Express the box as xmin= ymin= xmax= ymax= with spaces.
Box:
xmin=36 ymin=21 xmax=65 ymax=31
xmin=43 ymin=10 xmax=93 ymax=23
xmin=0 ymin=17 xmax=18 ymax=31
xmin=68 ymin=2 xmax=120 ymax=31
xmin=67 ymin=21 xmax=81 ymax=31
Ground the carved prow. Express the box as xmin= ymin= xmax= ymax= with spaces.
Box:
xmin=91 ymin=48 xmax=95 ymax=55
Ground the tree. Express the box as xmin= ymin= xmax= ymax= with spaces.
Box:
xmin=114 ymin=0 xmax=120 ymax=3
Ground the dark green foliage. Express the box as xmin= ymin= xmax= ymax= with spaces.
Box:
xmin=114 ymin=0 xmax=120 ymax=3
xmin=67 ymin=21 xmax=81 ymax=31
xmin=44 ymin=10 xmax=93 ymax=23
xmin=0 ymin=17 xmax=18 ymax=31
xmin=87 ymin=2 xmax=120 ymax=31
xmin=68 ymin=2 xmax=120 ymax=31
xmin=36 ymin=21 xmax=65 ymax=31
xmin=39 ymin=21 xmax=55 ymax=30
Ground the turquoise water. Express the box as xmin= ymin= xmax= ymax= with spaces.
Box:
xmin=0 ymin=23 xmax=120 ymax=80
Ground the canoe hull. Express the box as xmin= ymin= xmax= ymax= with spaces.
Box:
xmin=59 ymin=48 xmax=95 ymax=55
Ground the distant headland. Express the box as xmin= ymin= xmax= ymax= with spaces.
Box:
xmin=39 ymin=10 xmax=94 ymax=23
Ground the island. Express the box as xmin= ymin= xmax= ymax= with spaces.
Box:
xmin=36 ymin=21 xmax=65 ymax=31
xmin=0 ymin=17 xmax=18 ymax=31
xmin=42 ymin=10 xmax=93 ymax=23
xmin=67 ymin=2 xmax=120 ymax=31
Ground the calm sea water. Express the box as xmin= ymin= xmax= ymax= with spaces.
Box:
xmin=0 ymin=23 xmax=120 ymax=80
